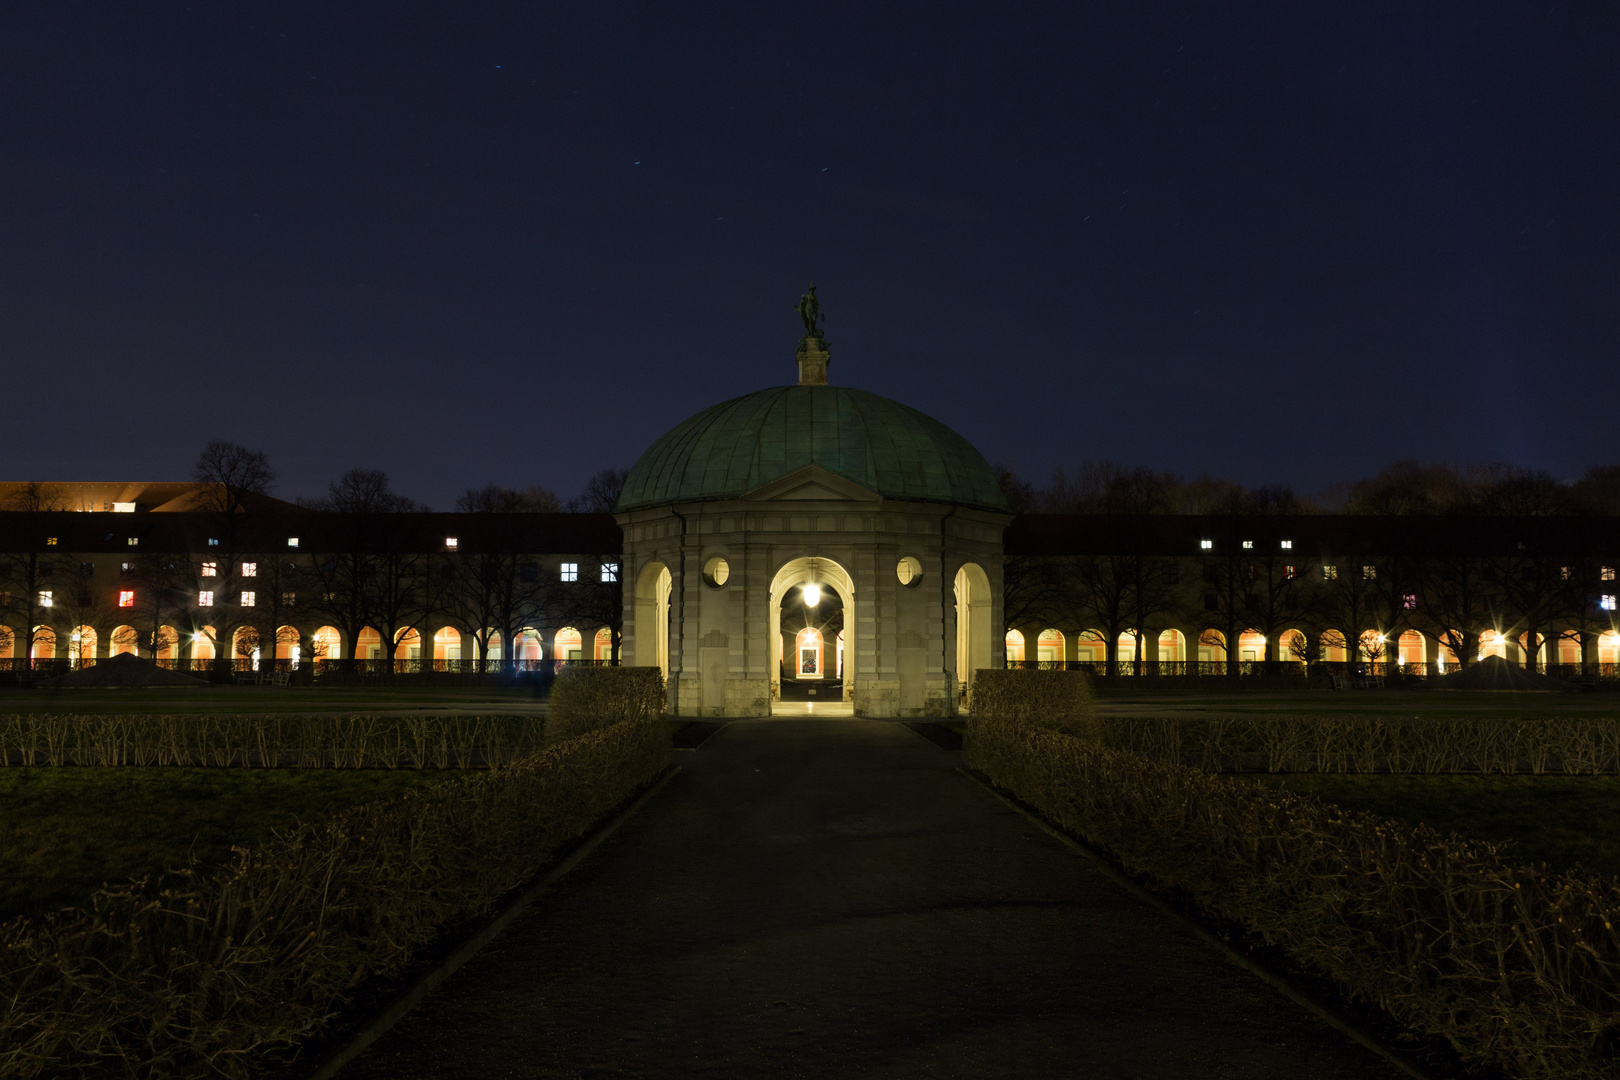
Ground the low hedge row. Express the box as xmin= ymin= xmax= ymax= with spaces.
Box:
xmin=1100 ymin=713 xmax=1620 ymax=774
xmin=966 ymin=702 xmax=1620 ymax=1079
xmin=0 ymin=713 xmax=545 ymax=768
xmin=0 ymin=712 xmax=672 ymax=1078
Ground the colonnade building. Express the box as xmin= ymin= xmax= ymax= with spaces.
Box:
xmin=7 ymin=340 xmax=1620 ymax=709
xmin=0 ymin=496 xmax=622 ymax=677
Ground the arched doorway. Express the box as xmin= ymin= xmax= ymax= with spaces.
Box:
xmin=777 ymin=581 xmax=844 ymax=704
xmin=632 ymin=561 xmax=671 ymax=678
xmin=954 ymin=563 xmax=993 ymax=705
xmin=594 ymin=627 xmax=613 ymax=661
xmin=768 ymin=556 xmax=857 ymax=715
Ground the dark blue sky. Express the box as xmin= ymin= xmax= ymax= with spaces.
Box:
xmin=2 ymin=3 xmax=1615 ymax=508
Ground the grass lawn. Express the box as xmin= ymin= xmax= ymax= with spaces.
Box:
xmin=1250 ymin=773 xmax=1620 ymax=878
xmin=0 ymin=767 xmax=465 ymax=922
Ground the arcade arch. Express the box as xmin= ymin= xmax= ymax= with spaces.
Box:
xmin=1003 ymin=628 xmax=1025 ymax=663
xmin=632 ymin=561 xmax=672 ymax=677
xmin=555 ymin=627 xmax=583 ymax=663
xmin=110 ymin=626 xmax=139 ymax=657
xmin=70 ymin=626 xmax=98 ymax=666
xmin=769 ymin=555 xmax=857 ymax=712
xmin=312 ymin=626 xmax=342 ymax=663
xmin=276 ymin=626 xmax=301 ymax=664
xmin=1157 ymin=628 xmax=1186 ymax=663
xmin=31 ymin=626 xmax=56 ymax=661
xmin=954 ymin=562 xmax=993 ymax=698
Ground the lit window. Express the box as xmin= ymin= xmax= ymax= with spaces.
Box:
xmin=560 ymin=562 xmax=578 ymax=582
xmin=1561 ymin=566 xmax=1572 ymax=581
xmin=121 ymin=562 xmax=133 ymax=573
xmin=118 ymin=590 xmax=135 ymax=608
xmin=201 ymin=561 xmax=218 ymax=577
xmin=126 ymin=537 xmax=138 ymax=546
xmin=1404 ymin=593 xmax=1418 ymax=610
xmin=242 ymin=562 xmax=257 ymax=577
xmin=281 ymin=592 xmax=296 ymax=607
xmin=240 ymin=591 xmax=256 ymax=607
xmin=199 ymin=591 xmax=214 ymax=607
xmin=46 ymin=537 xmax=58 ymax=546
xmin=1284 ymin=565 xmax=1296 ymax=579
xmin=445 ymin=537 xmax=458 ymax=549
xmin=1199 ymin=539 xmax=1213 ymax=550
xmin=112 ymin=501 xmax=135 ymax=513
xmin=38 ymin=590 xmax=52 ymax=608
xmin=1242 ymin=540 xmax=1253 ymax=549
xmin=1604 ymin=567 xmax=1617 ymax=582
xmin=1322 ymin=565 xmax=1339 ymax=580
xmin=601 ymin=562 xmax=619 ymax=583
xmin=208 ymin=538 xmax=219 ymax=547
xmin=1603 ymin=595 xmax=1618 ymax=612
xmin=1280 ymin=540 xmax=1293 ymax=550
xmin=1362 ymin=565 xmax=1377 ymax=580
xmin=287 ymin=537 xmax=299 ymax=548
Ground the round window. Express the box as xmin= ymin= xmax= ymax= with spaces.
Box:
xmin=897 ymin=556 xmax=923 ymax=587
xmin=703 ymin=556 xmax=731 ymax=588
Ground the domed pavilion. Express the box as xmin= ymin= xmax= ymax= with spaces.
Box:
xmin=614 ymin=323 xmax=1012 ymax=717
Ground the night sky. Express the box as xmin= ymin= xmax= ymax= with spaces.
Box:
xmin=3 ymin=4 xmax=1615 ymax=509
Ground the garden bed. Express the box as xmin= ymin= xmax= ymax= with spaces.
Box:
xmin=0 ymin=767 xmax=463 ymax=923
xmin=1250 ymin=772 xmax=1620 ymax=877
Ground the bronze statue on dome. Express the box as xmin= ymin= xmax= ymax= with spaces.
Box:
xmin=796 ymin=283 xmax=825 ymax=338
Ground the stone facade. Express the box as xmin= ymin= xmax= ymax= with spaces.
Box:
xmin=616 ymin=466 xmax=1009 ymax=717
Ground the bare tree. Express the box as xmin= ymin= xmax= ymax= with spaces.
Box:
xmin=458 ymin=484 xmax=562 ymax=513
xmin=566 ymin=469 xmax=630 ymax=513
xmin=191 ymin=440 xmax=276 ymax=521
xmin=304 ymin=469 xmax=430 ymax=674
xmin=188 ymin=443 xmax=276 ymax=676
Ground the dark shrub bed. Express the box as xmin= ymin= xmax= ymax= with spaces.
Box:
xmin=967 ymin=671 xmax=1620 ymax=1080
xmin=0 ymin=713 xmax=671 ymax=1078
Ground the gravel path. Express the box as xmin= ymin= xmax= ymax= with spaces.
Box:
xmin=343 ymin=718 xmax=1405 ymax=1079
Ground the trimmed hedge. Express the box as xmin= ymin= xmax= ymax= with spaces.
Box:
xmin=967 ymin=669 xmax=1098 ymax=739
xmin=0 ymin=714 xmax=672 ymax=1078
xmin=967 ymin=702 xmax=1620 ymax=1080
xmin=0 ymin=714 xmax=544 ymax=769
xmin=545 ymin=666 xmax=665 ymax=744
xmin=1096 ymin=713 xmax=1620 ymax=774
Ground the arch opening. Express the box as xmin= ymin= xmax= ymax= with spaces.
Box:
xmin=955 ymin=563 xmax=993 ymax=708
xmin=769 ymin=555 xmax=857 ymax=713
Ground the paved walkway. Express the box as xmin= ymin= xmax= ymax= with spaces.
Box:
xmin=344 ymin=719 xmax=1405 ymax=1078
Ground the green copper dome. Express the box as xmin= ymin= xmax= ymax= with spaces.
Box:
xmin=617 ymin=385 xmax=1009 ymax=513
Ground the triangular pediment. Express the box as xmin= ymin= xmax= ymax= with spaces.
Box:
xmin=746 ymin=465 xmax=881 ymax=503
